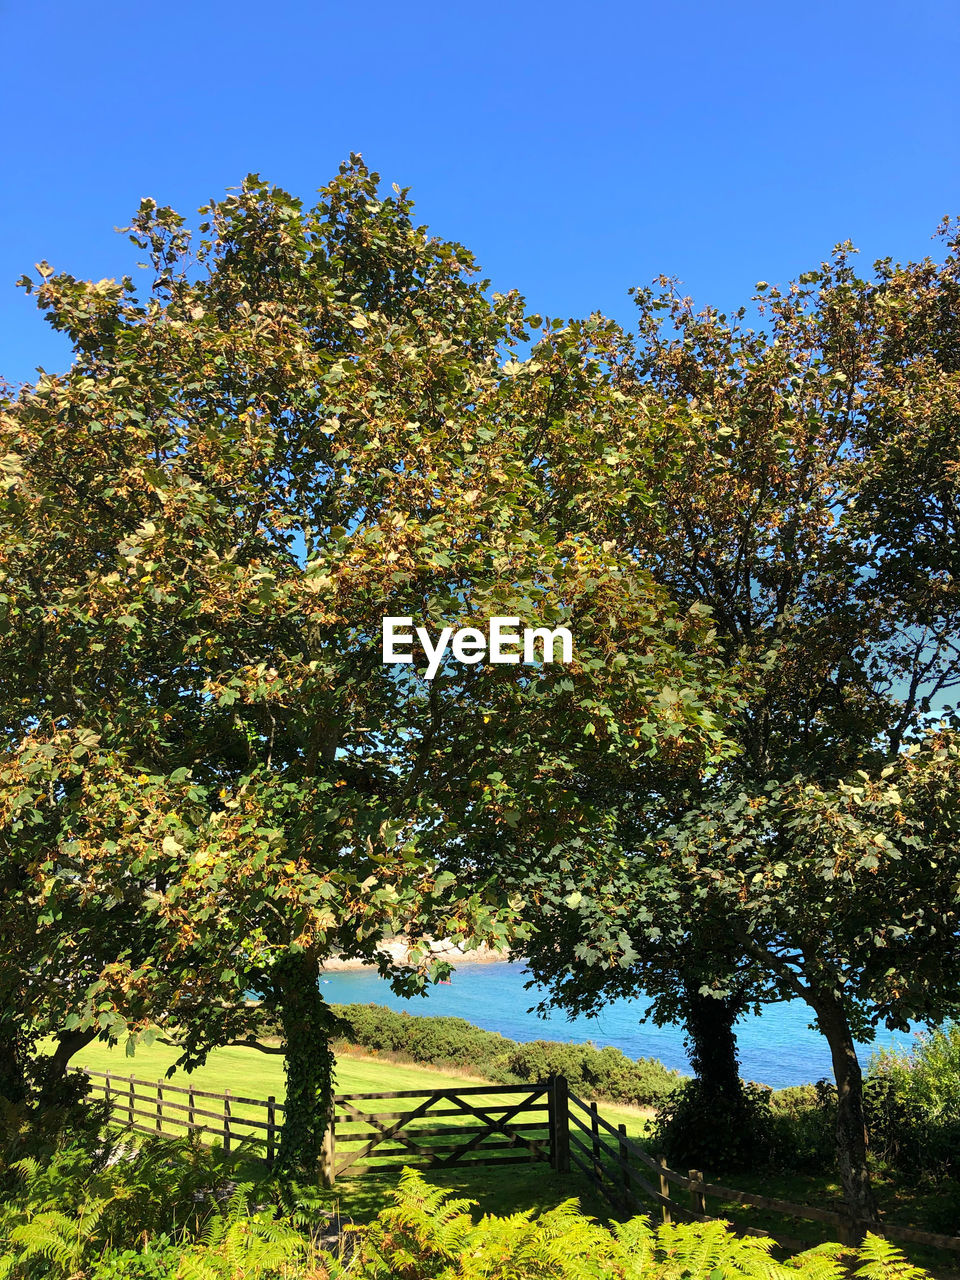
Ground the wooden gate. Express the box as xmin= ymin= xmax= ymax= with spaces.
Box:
xmin=330 ymin=1082 xmax=552 ymax=1180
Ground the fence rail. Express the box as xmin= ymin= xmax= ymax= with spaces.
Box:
xmin=560 ymin=1088 xmax=960 ymax=1254
xmin=81 ymin=1069 xmax=284 ymax=1162
xmin=79 ymin=1069 xmax=551 ymax=1183
xmin=331 ymin=1081 xmax=549 ymax=1178
xmin=78 ymin=1068 xmax=960 ymax=1256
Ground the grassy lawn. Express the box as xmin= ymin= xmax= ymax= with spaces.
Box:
xmin=75 ymin=1037 xmax=484 ymax=1104
xmin=71 ymin=1038 xmax=645 ymax=1222
xmin=74 ymin=1038 xmax=648 ymax=1133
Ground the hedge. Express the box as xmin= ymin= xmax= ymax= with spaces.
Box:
xmin=330 ymin=1002 xmax=685 ymax=1107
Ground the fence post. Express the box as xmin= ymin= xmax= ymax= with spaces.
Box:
xmin=188 ymin=1084 xmax=196 ymax=1131
xmin=267 ymin=1095 xmax=277 ymax=1165
xmin=104 ymin=1070 xmax=111 ymax=1116
xmin=156 ymin=1081 xmax=163 ymax=1133
xmin=552 ymin=1075 xmax=570 ymax=1173
xmin=128 ymin=1075 xmax=135 ymax=1127
xmin=321 ymin=1113 xmax=336 ymax=1188
xmin=689 ymin=1168 xmax=705 ymax=1218
xmin=590 ymin=1102 xmax=602 ymax=1180
xmin=658 ymin=1155 xmax=672 ymax=1224
xmin=223 ymin=1089 xmax=231 ymax=1153
xmin=617 ymin=1123 xmax=630 ymax=1212
xmin=838 ymin=1215 xmax=858 ymax=1247
xmin=546 ymin=1074 xmax=557 ymax=1168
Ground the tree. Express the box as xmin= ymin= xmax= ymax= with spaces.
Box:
xmin=0 ymin=161 xmax=727 ymax=1176
xmin=434 ymin=231 xmax=960 ymax=1223
xmin=405 ymin=315 xmax=761 ymax=1154
xmin=0 ymin=159 xmax=540 ymax=1170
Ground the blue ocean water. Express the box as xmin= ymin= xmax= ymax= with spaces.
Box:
xmin=319 ymin=961 xmax=923 ymax=1090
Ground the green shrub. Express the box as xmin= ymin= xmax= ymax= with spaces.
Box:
xmin=650 ymin=1079 xmax=774 ymax=1172
xmin=500 ymin=1040 xmax=680 ymax=1108
xmin=331 ymin=1003 xmax=512 ymax=1071
xmin=0 ymin=1082 xmax=109 ymax=1192
xmin=866 ymin=1025 xmax=960 ymax=1177
xmin=767 ymin=1081 xmax=837 ymax=1172
xmin=0 ymin=1127 xmax=259 ymax=1279
xmin=330 ymin=1004 xmax=684 ymax=1107
xmin=89 ymin=1237 xmax=182 ymax=1280
xmin=173 ymin=1191 xmax=309 ymax=1280
xmin=83 ymin=1200 xmax=308 ymax=1280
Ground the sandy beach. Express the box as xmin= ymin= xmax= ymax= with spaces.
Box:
xmin=320 ymin=938 xmax=510 ymax=972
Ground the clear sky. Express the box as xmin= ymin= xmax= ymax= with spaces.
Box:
xmin=2 ymin=0 xmax=958 ymax=387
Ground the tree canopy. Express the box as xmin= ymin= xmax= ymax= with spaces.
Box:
xmin=4 ymin=162 xmax=960 ymax=1217
xmin=0 ymin=160 xmax=728 ymax=1175
xmin=432 ymin=232 xmax=960 ymax=1222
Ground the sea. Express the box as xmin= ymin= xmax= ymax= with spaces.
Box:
xmin=317 ymin=961 xmax=924 ymax=1090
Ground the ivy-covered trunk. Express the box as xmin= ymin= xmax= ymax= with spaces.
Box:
xmin=273 ymin=949 xmax=336 ymax=1182
xmin=683 ymin=985 xmax=744 ymax=1106
xmin=812 ymin=990 xmax=879 ymax=1233
xmin=0 ymin=1026 xmax=26 ymax=1104
xmin=656 ymin=983 xmax=769 ymax=1170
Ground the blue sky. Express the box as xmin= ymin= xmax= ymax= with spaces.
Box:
xmin=2 ymin=0 xmax=958 ymax=387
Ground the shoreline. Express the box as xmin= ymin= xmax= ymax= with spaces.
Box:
xmin=320 ymin=939 xmax=511 ymax=972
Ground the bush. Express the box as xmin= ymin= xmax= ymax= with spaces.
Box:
xmin=653 ymin=1079 xmax=841 ymax=1175
xmin=716 ymin=1031 xmax=960 ymax=1181
xmin=330 ymin=1004 xmax=684 ymax=1107
xmin=89 ymin=1238 xmax=182 ymax=1280
xmin=0 ymin=1125 xmax=261 ymax=1278
xmin=331 ymin=1004 xmax=512 ymax=1071
xmin=866 ymin=1025 xmax=960 ymax=1177
xmin=767 ymin=1081 xmax=837 ymax=1172
xmin=0 ymin=1078 xmax=109 ymax=1190
xmin=501 ymin=1041 xmax=681 ymax=1108
xmin=650 ymin=1079 xmax=774 ymax=1172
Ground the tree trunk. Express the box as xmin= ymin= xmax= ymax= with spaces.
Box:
xmin=812 ymin=989 xmax=879 ymax=1233
xmin=0 ymin=1027 xmax=26 ymax=1104
xmin=273 ymin=949 xmax=336 ymax=1182
xmin=37 ymin=1027 xmax=98 ymax=1106
xmin=657 ymin=983 xmax=761 ymax=1171
xmin=682 ymin=984 xmax=744 ymax=1105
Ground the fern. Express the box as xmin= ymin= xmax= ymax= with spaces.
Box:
xmin=352 ymin=1172 xmax=634 ymax=1278
xmin=641 ymin=1218 xmax=786 ymax=1280
xmin=782 ymin=1240 xmax=849 ymax=1280
xmin=609 ymin=1215 xmax=659 ymax=1278
xmin=348 ymin=1166 xmax=478 ymax=1273
xmin=177 ymin=1191 xmax=307 ymax=1280
xmin=2 ymin=1201 xmax=110 ymax=1279
xmin=0 ymin=1146 xmax=946 ymax=1280
xmin=342 ymin=1172 xmax=944 ymax=1280
xmin=851 ymin=1233 xmax=929 ymax=1280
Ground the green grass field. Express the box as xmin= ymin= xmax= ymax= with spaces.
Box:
xmin=71 ymin=1037 xmax=648 ymax=1222
xmin=76 ymin=1037 xmax=474 ymax=1104
xmin=73 ymin=1037 xmax=650 ymax=1134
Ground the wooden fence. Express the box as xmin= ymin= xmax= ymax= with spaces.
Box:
xmin=79 ymin=1069 xmax=551 ymax=1184
xmin=81 ymin=1069 xmax=284 ymax=1162
xmin=559 ymin=1086 xmax=960 ymax=1255
xmin=79 ymin=1068 xmax=960 ymax=1255
xmin=332 ymin=1081 xmax=550 ymax=1178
